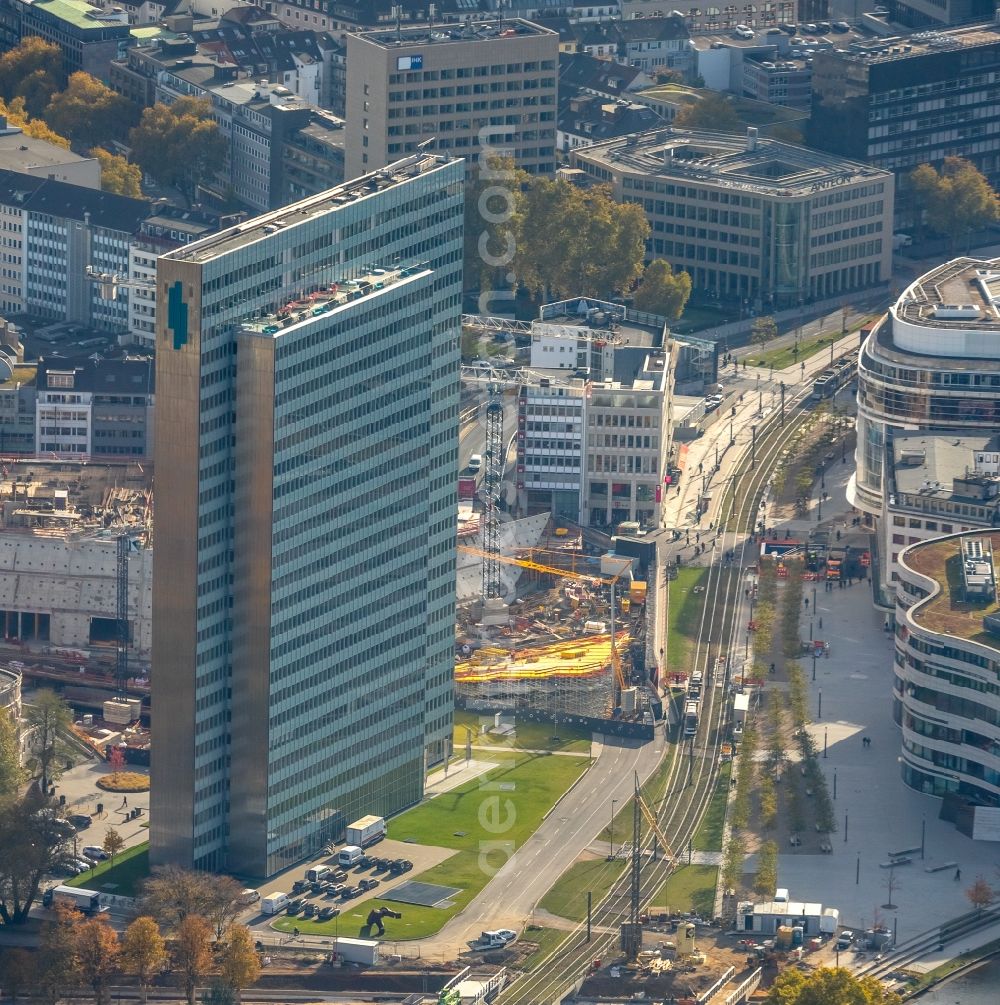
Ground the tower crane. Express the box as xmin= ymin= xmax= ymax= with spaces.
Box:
xmin=84 ymin=266 xmax=156 ymax=300
xmin=461 ymin=314 xmax=626 ymax=346
xmin=459 ymin=365 xmax=580 ymax=606
xmin=457 ymin=544 xmax=632 ymax=699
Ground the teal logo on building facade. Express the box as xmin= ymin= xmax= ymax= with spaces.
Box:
xmin=167 ymin=280 xmax=189 ymax=350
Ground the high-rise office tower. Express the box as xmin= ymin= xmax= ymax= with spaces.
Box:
xmin=150 ymin=154 xmax=462 ymax=877
xmin=344 ymin=19 xmax=558 ymax=180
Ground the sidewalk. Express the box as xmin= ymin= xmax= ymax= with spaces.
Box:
xmin=424 ymin=757 xmax=498 ymax=799
xmin=763 ymin=478 xmax=1000 ymax=950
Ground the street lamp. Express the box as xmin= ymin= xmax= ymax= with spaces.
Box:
xmin=609 ymin=799 xmax=618 ymax=860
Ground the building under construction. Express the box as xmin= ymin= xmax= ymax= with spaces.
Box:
xmin=0 ymin=460 xmax=151 ymax=661
xmin=455 ymin=520 xmax=658 ymax=738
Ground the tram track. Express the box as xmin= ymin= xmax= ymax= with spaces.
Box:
xmin=499 ymin=388 xmax=818 ymax=1004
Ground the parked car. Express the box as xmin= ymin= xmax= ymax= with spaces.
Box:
xmin=495 ymin=929 xmax=518 ymax=945
xmin=310 ymin=881 xmax=325 ymax=894
xmin=301 ymin=903 xmax=316 ymax=918
xmin=325 ymin=884 xmax=344 ymax=898
xmin=81 ymin=846 xmax=109 ymax=861
xmin=241 ymin=888 xmax=261 ymax=905
xmin=73 ymin=858 xmax=93 ymax=873
xmin=390 ymin=859 xmax=413 ymax=874
xmin=779 ymin=22 xmax=797 ymax=33
xmin=317 ymin=906 xmax=339 ymax=921
xmin=837 ymin=931 xmax=854 ymax=950
xmin=373 ymin=858 xmax=390 ymax=872
xmin=292 ymin=879 xmax=308 ymax=894
xmin=68 ymin=814 xmax=92 ymax=831
xmin=832 ymin=20 xmax=850 ymax=31
xmin=359 ymin=878 xmax=380 ymax=892
xmin=340 ymin=886 xmax=358 ymax=900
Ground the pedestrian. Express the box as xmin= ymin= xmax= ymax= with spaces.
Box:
xmin=122 ymin=795 xmax=128 ymax=808
xmin=819 ymin=617 xmax=823 ymax=630
xmin=955 ymin=868 xmax=961 ymax=881
xmin=804 ymin=598 xmax=809 ymax=609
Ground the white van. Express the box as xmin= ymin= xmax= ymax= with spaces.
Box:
xmin=339 ymin=845 xmax=363 ymax=868
xmin=468 ymin=453 xmax=483 ymax=473
xmin=261 ymin=892 xmax=288 ymax=915
xmin=306 ymin=865 xmax=331 ymax=883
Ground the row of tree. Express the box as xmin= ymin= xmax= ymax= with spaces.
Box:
xmin=0 ymin=38 xmax=227 ymax=202
xmin=0 ymin=900 xmax=260 ymax=1005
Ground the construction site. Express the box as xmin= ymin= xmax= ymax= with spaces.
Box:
xmin=0 ymin=459 xmax=151 ymax=713
xmin=454 ymin=521 xmax=659 ymax=738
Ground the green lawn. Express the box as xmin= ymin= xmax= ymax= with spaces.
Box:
xmin=745 ymin=330 xmax=842 ymax=371
xmin=691 ymin=763 xmax=731 ymax=852
xmin=666 ymin=568 xmax=709 ymax=672
xmin=272 ymin=751 xmax=588 ymax=941
xmin=521 ymin=926 xmax=573 ymax=972
xmin=652 ymin=865 xmax=717 ymax=918
xmin=66 ymin=841 xmax=149 ymax=897
xmin=453 ymin=710 xmax=592 ymax=754
xmin=538 ymin=857 xmax=628 ymax=922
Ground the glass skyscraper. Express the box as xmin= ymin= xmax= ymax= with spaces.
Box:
xmin=150 ymin=155 xmax=462 ymax=876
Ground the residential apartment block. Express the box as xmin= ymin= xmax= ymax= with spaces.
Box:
xmin=895 ymin=530 xmax=1000 ymax=822
xmin=811 ymin=22 xmax=1000 ymax=185
xmin=852 ymin=259 xmax=1000 ymax=604
xmin=344 ymin=19 xmax=558 ymax=179
xmin=0 ymin=170 xmax=149 ymax=325
xmin=151 ymin=154 xmax=463 ymax=876
xmin=35 ymin=355 xmax=154 ymax=460
xmin=572 ymin=127 xmax=894 ymax=307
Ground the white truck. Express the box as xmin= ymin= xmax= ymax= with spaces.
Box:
xmin=261 ymin=892 xmax=289 ymax=915
xmin=339 ymin=845 xmax=363 ymax=867
xmin=42 ymin=886 xmax=104 ymax=914
xmin=346 ymin=815 xmax=386 ymax=849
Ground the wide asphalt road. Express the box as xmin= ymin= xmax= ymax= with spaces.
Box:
xmin=418 ymin=732 xmax=665 ymax=960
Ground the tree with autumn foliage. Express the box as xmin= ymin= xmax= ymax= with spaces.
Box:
xmin=966 ymin=874 xmax=994 ymax=913
xmin=129 ymin=98 xmax=227 ymax=203
xmin=93 ymin=148 xmax=143 ymax=198
xmin=0 ymin=38 xmax=65 ymax=118
xmin=218 ymin=924 xmax=261 ymax=1003
xmin=121 ymin=916 xmax=168 ymax=1003
xmin=44 ymin=72 xmax=138 ymax=148
xmin=633 ymin=259 xmax=692 ymax=320
xmin=73 ymin=914 xmax=121 ymax=1005
xmin=909 ymin=157 xmax=1000 ymax=250
xmin=513 ymin=178 xmax=649 ymax=299
xmin=767 ymin=965 xmax=900 ymax=1005
xmin=172 ymin=914 xmax=214 ymax=1005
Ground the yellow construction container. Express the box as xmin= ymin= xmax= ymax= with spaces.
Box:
xmin=775 ymin=926 xmax=794 ymax=950
xmin=630 ymin=581 xmax=648 ymax=604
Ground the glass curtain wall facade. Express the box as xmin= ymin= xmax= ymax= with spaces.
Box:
xmin=151 ymin=157 xmax=463 ymax=876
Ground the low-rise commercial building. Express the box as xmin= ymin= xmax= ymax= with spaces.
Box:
xmin=572 ymin=127 xmax=894 ymax=307
xmin=895 ymin=530 xmax=1000 ymax=824
xmin=0 ymin=116 xmax=100 ymax=188
xmin=518 ymin=300 xmax=673 ymax=529
xmin=852 ymin=259 xmax=1000 ymax=603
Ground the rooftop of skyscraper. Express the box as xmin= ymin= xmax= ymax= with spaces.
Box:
xmin=161 ymin=153 xmax=457 ymax=263
xmin=358 ymin=18 xmax=553 ymax=48
xmin=894 ymin=257 xmax=1000 ymax=331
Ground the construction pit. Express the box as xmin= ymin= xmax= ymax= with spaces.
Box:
xmin=455 ymin=520 xmax=660 ymax=739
